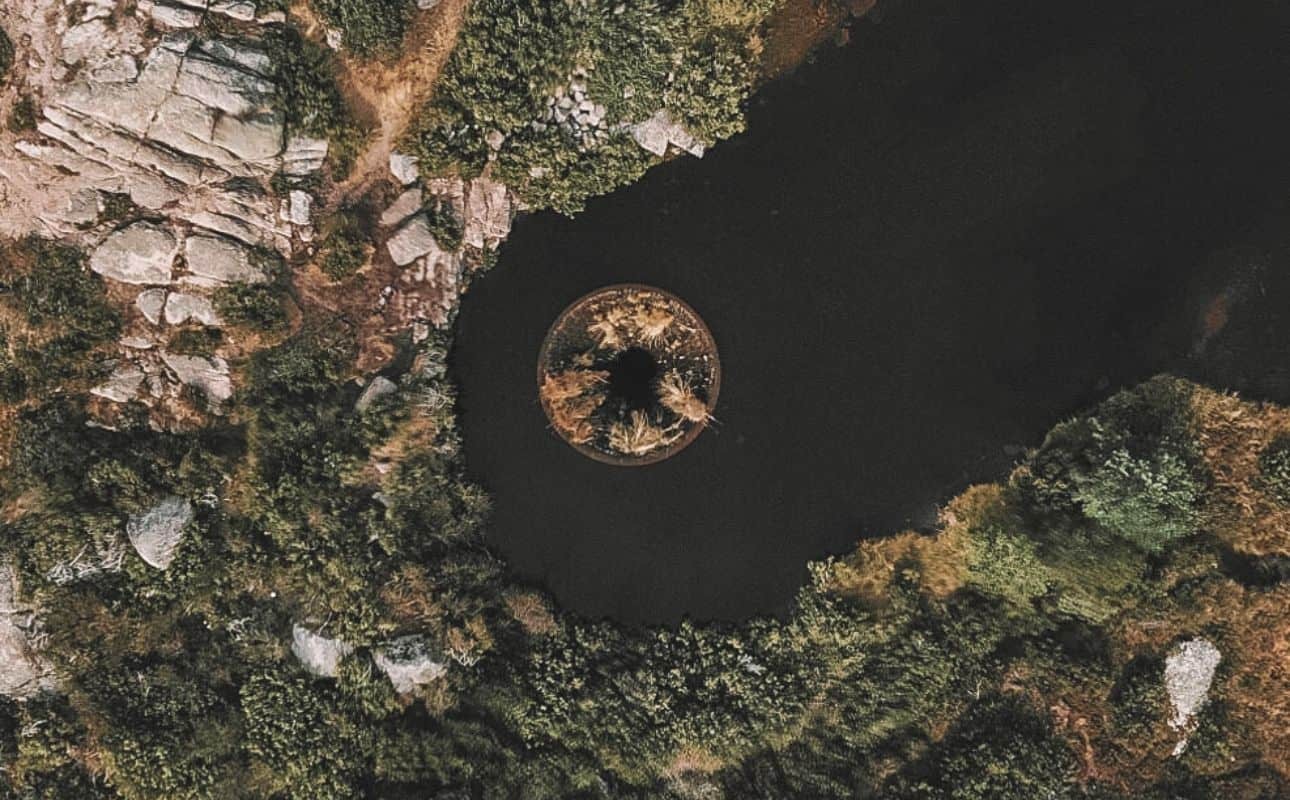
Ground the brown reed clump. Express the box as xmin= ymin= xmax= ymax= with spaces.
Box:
xmin=608 ymin=410 xmax=682 ymax=456
xmin=540 ymin=369 xmax=608 ymax=444
xmin=657 ymin=370 xmax=712 ymax=424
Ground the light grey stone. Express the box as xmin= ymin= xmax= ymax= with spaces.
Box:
xmin=161 ymin=351 xmax=233 ymax=404
xmin=64 ymin=189 xmax=101 ymax=227
xmin=374 ymin=636 xmax=447 ymax=694
xmin=355 ymin=376 xmax=397 ymax=412
xmin=120 ymin=336 xmax=155 ymax=349
xmin=91 ymin=363 xmax=146 ymax=402
xmin=416 ymin=0 xmax=441 ymax=8
xmin=151 ymin=3 xmax=204 ymax=28
xmin=184 ymin=235 xmax=268 ymax=284
xmin=136 ymin=288 xmax=168 ymax=324
xmin=194 ymin=38 xmax=274 ymax=77
xmin=389 ymin=152 xmax=420 ymax=185
xmin=386 ymin=213 xmax=437 ymax=266
xmin=291 ymin=625 xmax=353 ymax=678
xmin=283 ymin=136 xmax=329 ymax=176
xmin=164 ymin=293 xmax=222 ymax=326
xmin=91 ymin=223 xmax=177 ymax=284
xmin=380 ymin=188 xmax=423 ymax=228
xmin=287 ymin=190 xmax=312 ymax=225
xmin=630 ymin=109 xmax=706 ymax=158
xmin=127 ymin=496 xmax=193 ymax=569
xmin=210 ymin=0 xmax=257 ymax=21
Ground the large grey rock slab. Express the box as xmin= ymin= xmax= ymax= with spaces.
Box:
xmin=164 ymin=293 xmax=222 ymax=326
xmin=380 ymin=188 xmax=423 ymax=228
xmin=386 ymin=213 xmax=438 ymax=266
xmin=184 ymin=234 xmax=268 ymax=285
xmin=374 ymin=635 xmax=448 ymax=694
xmin=161 ymin=351 xmax=233 ymax=404
xmin=291 ymin=625 xmax=354 ymax=678
xmin=90 ymin=223 xmax=177 ymax=284
xmin=91 ymin=363 xmax=146 ymax=402
xmin=127 ymin=496 xmax=193 ymax=569
xmin=390 ymin=244 xmax=462 ymax=328
xmin=0 ymin=567 xmax=55 ymax=699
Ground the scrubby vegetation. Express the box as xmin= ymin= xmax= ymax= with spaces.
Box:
xmin=6 ymin=95 xmax=36 ymax=132
xmin=318 ymin=208 xmax=371 ymax=280
xmin=0 ymin=238 xmax=121 ymax=404
xmin=1 ymin=243 xmax=1286 ymax=800
xmin=0 ymin=26 xmax=14 ymax=85
xmin=267 ymin=27 xmax=363 ymax=176
xmin=1259 ymin=434 xmax=1290 ymax=503
xmin=410 ymin=0 xmax=779 ymax=214
xmin=311 ymin=0 xmax=413 ymax=56
xmin=213 ymin=283 xmax=290 ymax=332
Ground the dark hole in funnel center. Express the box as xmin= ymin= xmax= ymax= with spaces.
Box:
xmin=607 ymin=347 xmax=658 ymax=410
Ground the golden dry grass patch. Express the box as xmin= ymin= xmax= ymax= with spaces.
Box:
xmin=1192 ymin=387 xmax=1290 ymax=557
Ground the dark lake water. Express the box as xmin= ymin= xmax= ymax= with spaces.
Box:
xmin=452 ymin=0 xmax=1290 ymax=624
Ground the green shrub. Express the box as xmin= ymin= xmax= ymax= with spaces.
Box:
xmin=313 ymin=0 xmax=412 ymax=56
xmin=0 ymin=240 xmax=120 ymax=403
xmin=1258 ymin=434 xmax=1290 ymax=503
xmin=242 ymin=670 xmax=367 ymax=798
xmin=7 ymin=94 xmax=36 ymax=131
xmin=319 ymin=210 xmax=369 ymax=279
xmin=214 ymin=283 xmax=289 ymax=331
xmin=425 ymin=198 xmax=464 ymax=251
xmin=966 ymin=523 xmax=1050 ymax=609
xmin=0 ymin=26 xmax=14 ymax=85
xmin=1 ymin=238 xmax=120 ymax=336
xmin=1110 ymin=655 xmax=1167 ymax=736
xmin=167 ymin=325 xmax=224 ymax=357
xmin=267 ymin=27 xmax=361 ymax=175
xmin=97 ymin=192 xmax=138 ymax=225
xmin=1021 ymin=377 xmax=1204 ymax=551
xmin=884 ymin=694 xmax=1078 ymax=800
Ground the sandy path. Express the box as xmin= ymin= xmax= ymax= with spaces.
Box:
xmin=292 ymin=0 xmax=472 ymax=209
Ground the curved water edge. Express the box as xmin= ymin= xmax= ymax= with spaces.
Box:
xmin=453 ymin=0 xmax=1290 ymax=624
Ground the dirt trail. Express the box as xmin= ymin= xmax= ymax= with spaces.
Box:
xmin=292 ymin=0 xmax=472 ymax=209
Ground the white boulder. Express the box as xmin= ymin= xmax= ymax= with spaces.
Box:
xmin=374 ymin=635 xmax=447 ymax=694
xmin=127 ymin=496 xmax=193 ymax=569
xmin=291 ymin=625 xmax=354 ymax=678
